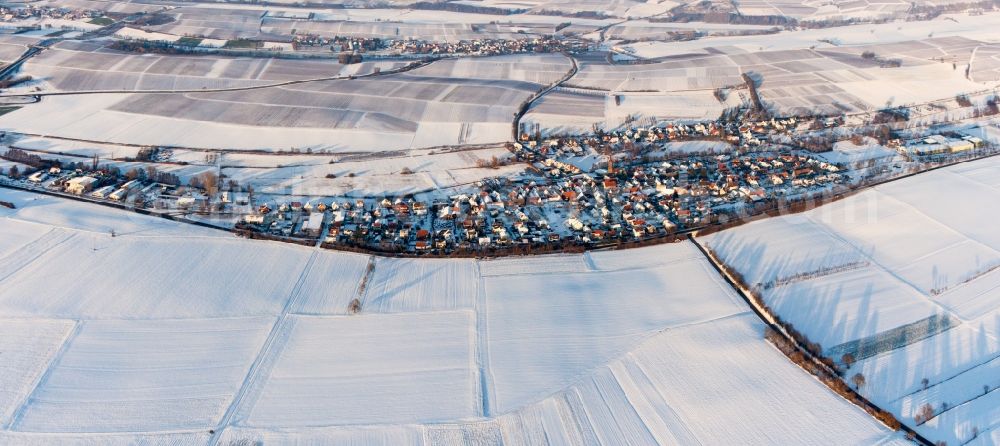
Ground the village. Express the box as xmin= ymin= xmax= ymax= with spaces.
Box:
xmin=1 ymin=105 xmax=993 ymax=256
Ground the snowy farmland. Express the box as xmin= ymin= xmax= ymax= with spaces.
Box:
xmin=528 ymin=35 xmax=997 ymax=132
xmin=20 ymin=42 xmax=404 ymax=93
xmin=702 ymin=155 xmax=1000 ymax=446
xmin=0 ymin=186 xmax=902 ymax=444
xmin=0 ymin=54 xmax=572 ymax=152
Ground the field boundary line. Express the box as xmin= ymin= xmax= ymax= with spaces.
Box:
xmin=207 ymin=250 xmax=318 ymax=445
xmin=5 ymin=319 xmax=82 ymax=430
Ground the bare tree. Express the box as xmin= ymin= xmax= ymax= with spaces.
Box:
xmin=915 ymin=403 xmax=934 ymax=424
xmin=841 ymin=353 xmax=855 ymax=368
xmin=851 ymin=372 xmax=865 ymax=389
xmin=201 ymin=171 xmax=219 ymax=197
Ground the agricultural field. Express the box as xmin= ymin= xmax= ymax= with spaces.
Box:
xmin=524 ymin=86 xmax=741 ymax=133
xmin=219 ymin=143 xmax=521 ymax=197
xmin=147 ymin=7 xmax=268 ymax=41
xmin=529 ymin=35 xmax=996 ymax=130
xmin=0 ymin=54 xmax=572 ymax=152
xmin=19 ymin=41 xmax=403 ymax=93
xmin=702 ymin=155 xmax=1000 ymax=445
xmin=620 ymin=12 xmax=1000 ymax=59
xmin=12 ymin=318 xmax=273 ymax=433
xmin=0 ymin=186 xmax=903 ymax=444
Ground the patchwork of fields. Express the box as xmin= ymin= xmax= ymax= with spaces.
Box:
xmin=703 ymin=155 xmax=1000 ymax=446
xmin=2 ymin=54 xmax=571 ymax=151
xmin=0 ymin=187 xmax=901 ymax=445
xmin=22 ymin=41 xmax=404 ymax=93
xmin=526 ymin=36 xmax=995 ymax=132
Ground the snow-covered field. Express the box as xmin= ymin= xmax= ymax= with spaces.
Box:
xmin=20 ymin=42 xmax=403 ymax=93
xmin=0 ymin=186 xmax=900 ymax=444
xmin=234 ymin=311 xmax=479 ymax=427
xmin=1 ymin=54 xmax=571 ymax=152
xmin=13 ymin=317 xmax=272 ymax=433
xmin=703 ymin=155 xmax=1000 ymax=445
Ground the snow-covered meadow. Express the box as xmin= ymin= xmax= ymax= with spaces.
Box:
xmin=703 ymin=155 xmax=1000 ymax=445
xmin=0 ymin=186 xmax=900 ymax=444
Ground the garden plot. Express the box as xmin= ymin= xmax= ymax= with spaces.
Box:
xmin=484 ymin=254 xmax=746 ymax=413
xmin=235 ymin=311 xmax=478 ymax=427
xmin=13 ymin=317 xmax=272 ymax=433
xmin=0 ymin=319 xmax=74 ymax=426
xmin=0 ymin=234 xmax=312 ymax=319
xmin=362 ymin=258 xmax=478 ymax=313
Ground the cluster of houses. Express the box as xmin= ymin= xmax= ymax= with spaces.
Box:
xmin=19 ymin=167 xmax=224 ymax=213
xmin=292 ymin=34 xmax=383 ymax=52
xmin=0 ymin=5 xmax=100 ymax=23
xmin=384 ymin=37 xmax=587 ymax=56
xmin=517 ymin=116 xmax=801 ymax=160
xmin=230 ymin=116 xmax=858 ymax=254
xmin=237 ymin=145 xmax=843 ymax=254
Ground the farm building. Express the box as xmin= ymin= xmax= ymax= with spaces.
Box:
xmin=65 ymin=176 xmax=98 ymax=195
